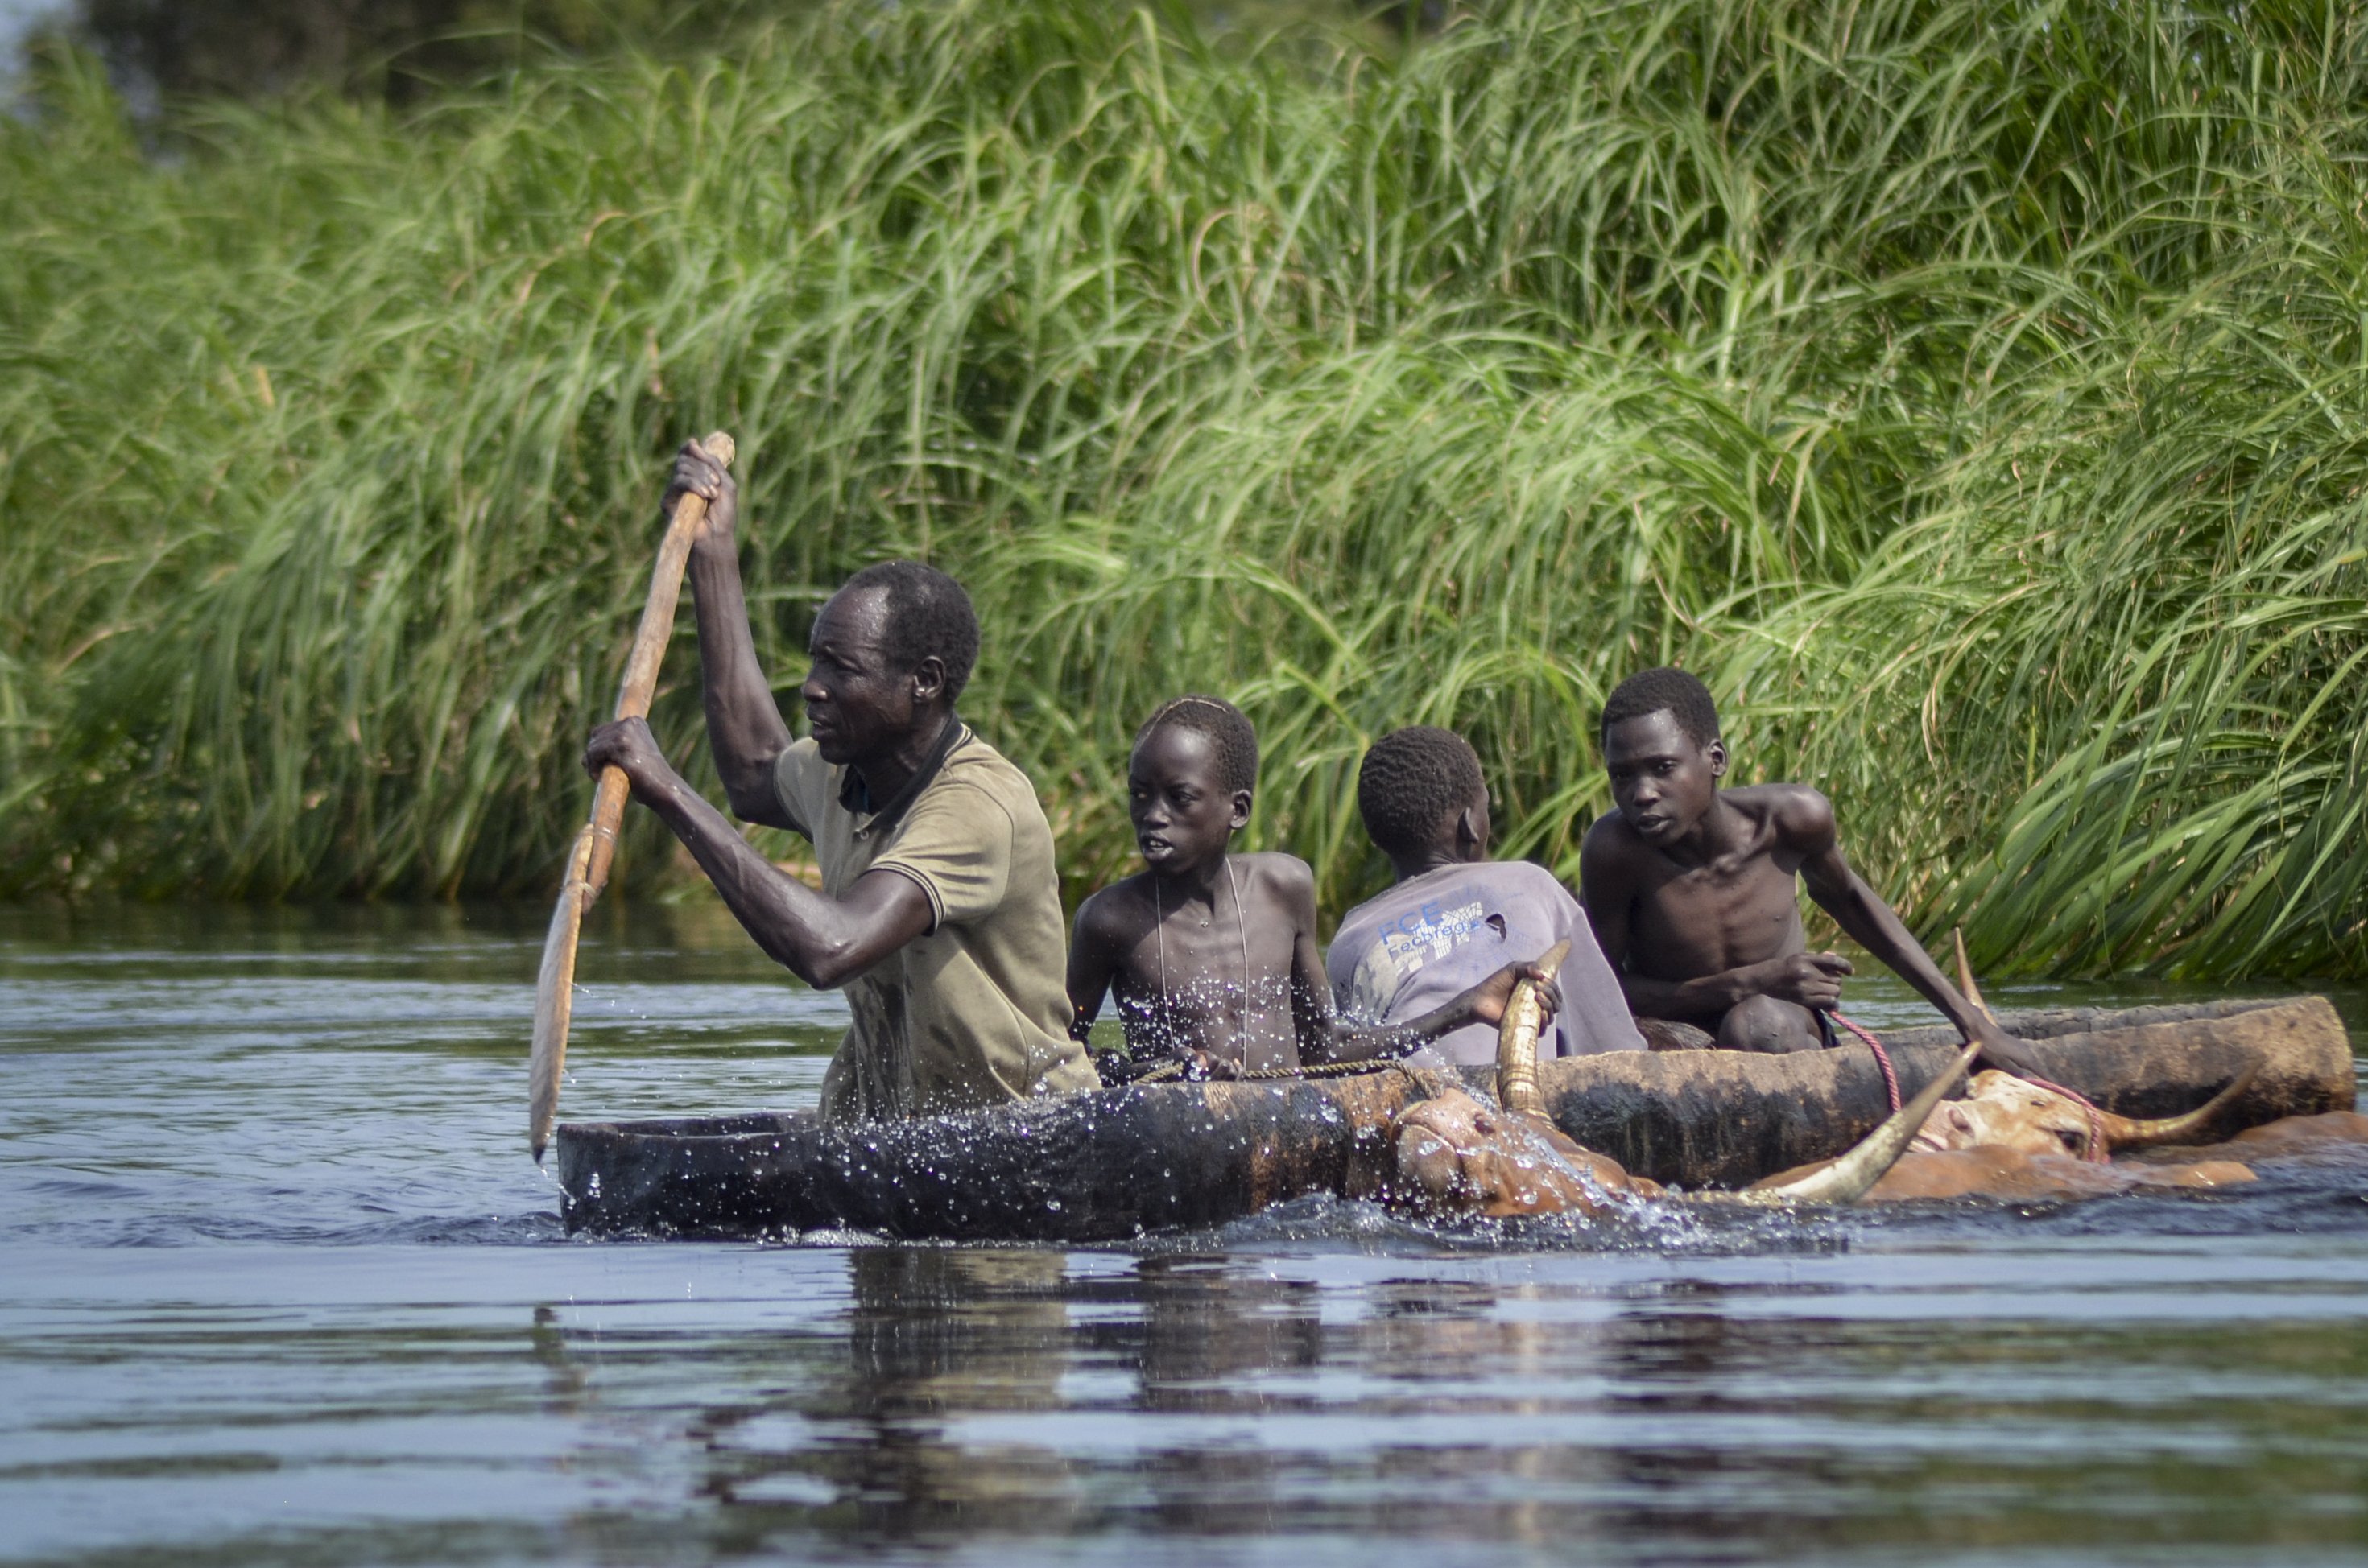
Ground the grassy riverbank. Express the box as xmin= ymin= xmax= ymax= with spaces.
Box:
xmin=2 ymin=0 xmax=2363 ymax=976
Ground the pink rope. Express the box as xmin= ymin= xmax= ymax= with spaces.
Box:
xmin=2017 ymin=1074 xmax=2111 ymax=1162
xmin=1829 ymin=1013 xmax=1901 ymax=1115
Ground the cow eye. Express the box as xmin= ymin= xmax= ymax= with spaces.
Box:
xmin=2056 ymin=1128 xmax=2085 ymax=1151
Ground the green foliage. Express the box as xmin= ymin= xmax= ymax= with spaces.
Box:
xmin=2 ymin=0 xmax=2363 ymax=976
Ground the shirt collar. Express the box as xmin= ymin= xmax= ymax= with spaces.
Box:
xmin=841 ymin=713 xmax=966 ymax=840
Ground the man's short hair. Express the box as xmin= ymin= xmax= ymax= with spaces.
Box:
xmin=839 ymin=560 xmax=980 ymax=701
xmin=1135 ymin=695 xmax=1258 ymax=794
xmin=1358 ymin=725 xmax=1486 ymax=858
xmin=1600 ymin=666 xmax=1721 ymax=748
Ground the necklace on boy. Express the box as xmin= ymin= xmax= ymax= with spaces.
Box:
xmin=1152 ymin=857 xmax=1253 ymax=1063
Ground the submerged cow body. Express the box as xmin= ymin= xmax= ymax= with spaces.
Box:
xmin=1751 ymin=1059 xmax=2275 ymax=1203
xmin=1384 ymin=952 xmax=1980 ymax=1219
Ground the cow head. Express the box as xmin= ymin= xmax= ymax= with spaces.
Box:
xmin=1391 ymin=1091 xmax=1639 ymax=1218
xmin=1913 ymin=1065 xmax=2258 ymax=1160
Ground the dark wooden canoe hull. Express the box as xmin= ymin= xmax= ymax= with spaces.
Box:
xmin=556 ymin=995 xmax=2355 ymax=1242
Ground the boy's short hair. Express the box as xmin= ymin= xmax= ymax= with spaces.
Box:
xmin=1358 ymin=725 xmax=1486 ymax=858
xmin=1136 ymin=695 xmax=1259 ymax=794
xmin=1600 ymin=666 xmax=1721 ymax=749
xmin=839 ymin=560 xmax=981 ymax=701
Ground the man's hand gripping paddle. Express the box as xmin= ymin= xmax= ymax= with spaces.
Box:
xmin=529 ymin=432 xmax=734 ymax=1161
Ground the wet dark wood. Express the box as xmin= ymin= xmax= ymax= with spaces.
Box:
xmin=559 ymin=1071 xmax=1411 ymax=1243
xmin=1546 ymin=997 xmax=2354 ymax=1187
xmin=556 ymin=995 xmax=2354 ymax=1241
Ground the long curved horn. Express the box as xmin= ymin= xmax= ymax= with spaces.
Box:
xmin=1495 ymin=939 xmax=1571 ymax=1115
xmin=2097 ymin=1061 xmax=2260 ymax=1150
xmin=1688 ymin=1038 xmax=1982 ymax=1207
xmin=1952 ymin=926 xmax=1992 ymax=1021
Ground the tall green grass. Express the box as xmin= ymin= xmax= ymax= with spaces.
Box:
xmin=2 ymin=0 xmax=2363 ymax=976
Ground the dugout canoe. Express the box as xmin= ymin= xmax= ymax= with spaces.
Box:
xmin=555 ymin=995 xmax=2355 ymax=1242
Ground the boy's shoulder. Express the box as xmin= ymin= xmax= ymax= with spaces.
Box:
xmin=1724 ymin=782 xmax=1837 ymax=846
xmin=1580 ymin=808 xmax=1646 ymax=865
xmin=1338 ymin=858 xmax=1572 ymax=935
xmin=1073 ymin=873 xmax=1157 ymax=940
xmin=1233 ymin=850 xmax=1316 ymax=898
xmin=1491 ymin=856 xmax=1580 ymax=906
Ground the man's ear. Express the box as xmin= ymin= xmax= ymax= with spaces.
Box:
xmin=1706 ymin=738 xmax=1728 ymax=779
xmin=1454 ymin=802 xmax=1486 ymax=852
xmin=1229 ymin=790 xmax=1253 ymax=831
xmin=911 ymin=655 xmax=948 ymax=706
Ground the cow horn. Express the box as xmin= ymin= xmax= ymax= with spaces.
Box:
xmin=2097 ymin=1060 xmax=2261 ymax=1150
xmin=1952 ymin=926 xmax=1993 ymax=1021
xmin=1686 ymin=1038 xmax=1983 ymax=1207
xmin=1495 ymin=939 xmax=1571 ymax=1116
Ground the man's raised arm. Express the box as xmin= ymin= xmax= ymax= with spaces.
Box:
xmin=668 ymin=440 xmax=796 ymax=828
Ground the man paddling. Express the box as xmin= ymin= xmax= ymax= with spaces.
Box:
xmin=581 ymin=441 xmax=1097 ymax=1122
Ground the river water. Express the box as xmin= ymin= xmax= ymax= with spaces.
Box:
xmin=4 ymin=902 xmax=2367 ymax=1567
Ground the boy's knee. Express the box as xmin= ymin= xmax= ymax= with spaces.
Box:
xmin=1717 ymin=995 xmax=1820 ymax=1054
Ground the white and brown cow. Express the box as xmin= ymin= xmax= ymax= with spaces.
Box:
xmin=1750 ymin=1065 xmax=2265 ymax=1203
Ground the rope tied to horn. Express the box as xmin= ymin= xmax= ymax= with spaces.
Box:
xmin=1829 ymin=1012 xmax=1902 ymax=1115
xmin=2019 ymin=1073 xmax=2112 ymax=1162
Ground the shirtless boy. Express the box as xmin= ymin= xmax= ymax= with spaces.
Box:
xmin=1577 ymin=667 xmax=2037 ymax=1074
xmin=1067 ymin=697 xmax=1556 ymax=1079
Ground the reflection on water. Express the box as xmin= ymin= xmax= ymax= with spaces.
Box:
xmin=2 ymin=903 xmax=2367 ymax=1566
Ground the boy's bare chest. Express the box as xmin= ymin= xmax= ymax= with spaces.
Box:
xmin=1118 ymin=915 xmax=1290 ymax=1005
xmin=1107 ymin=898 xmax=1300 ymax=1070
xmin=1630 ymin=852 xmax=1804 ymax=969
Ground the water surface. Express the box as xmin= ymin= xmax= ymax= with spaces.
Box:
xmin=5 ymin=903 xmax=2367 ymax=1566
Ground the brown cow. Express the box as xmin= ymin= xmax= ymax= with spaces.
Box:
xmin=1391 ymin=953 xmax=1982 ymax=1219
xmin=1911 ymin=1066 xmax=2258 ymax=1161
xmin=1391 ymin=1091 xmax=1660 ymax=1218
xmin=1736 ymin=1064 xmax=2267 ymax=1202
xmin=1755 ymin=1145 xmax=2257 ymax=1203
xmin=1388 ymin=1038 xmax=1985 ymax=1219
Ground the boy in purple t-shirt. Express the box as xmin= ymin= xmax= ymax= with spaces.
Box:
xmin=1328 ymin=727 xmax=1643 ymax=1067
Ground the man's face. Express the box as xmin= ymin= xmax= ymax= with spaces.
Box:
xmin=1128 ymin=724 xmax=1248 ymax=875
xmin=800 ymin=587 xmax=916 ymax=767
xmin=1603 ymin=710 xmax=1723 ymax=847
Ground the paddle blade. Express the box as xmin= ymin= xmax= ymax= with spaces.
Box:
xmin=529 ymin=875 xmax=587 ymax=1162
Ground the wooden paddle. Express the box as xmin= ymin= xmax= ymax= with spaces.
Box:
xmin=529 ymin=431 xmax=734 ymax=1161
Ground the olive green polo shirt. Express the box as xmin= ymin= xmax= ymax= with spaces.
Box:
xmin=771 ymin=720 xmax=1097 ymax=1123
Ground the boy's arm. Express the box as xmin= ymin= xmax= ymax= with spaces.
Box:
xmin=1314 ymin=963 xmax=1568 ymax=1063
xmin=1298 ymin=877 xmax=1564 ymax=1064
xmin=1580 ymin=817 xmax=1847 ymax=1019
xmin=1788 ymin=791 xmax=2044 ymax=1076
xmin=1282 ymin=864 xmax=1428 ymax=1063
xmin=1284 ymin=864 xmax=1351 ymax=1062
xmin=1614 ymin=956 xmax=1852 ymax=1021
xmin=1065 ymin=897 xmax=1125 ymax=1046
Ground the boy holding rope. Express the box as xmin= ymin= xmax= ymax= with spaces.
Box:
xmin=1577 ymin=667 xmax=2039 ymax=1075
